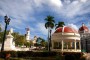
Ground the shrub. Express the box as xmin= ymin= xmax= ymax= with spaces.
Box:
xmin=63 ymin=52 xmax=83 ymax=60
xmin=80 ymin=56 xmax=86 ymax=60
xmin=17 ymin=51 xmax=33 ymax=57
xmin=55 ymin=54 xmax=65 ymax=60
xmin=27 ymin=51 xmax=57 ymax=57
xmin=0 ymin=51 xmax=83 ymax=60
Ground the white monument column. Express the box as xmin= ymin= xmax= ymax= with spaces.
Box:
xmin=74 ymin=40 xmax=76 ymax=51
xmin=10 ymin=28 xmax=13 ymax=33
xmin=79 ymin=41 xmax=81 ymax=49
xmin=67 ymin=44 xmax=68 ymax=51
xmin=62 ymin=40 xmax=64 ymax=51
xmin=70 ymin=42 xmax=72 ymax=48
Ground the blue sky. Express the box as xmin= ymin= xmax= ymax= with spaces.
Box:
xmin=0 ymin=0 xmax=90 ymax=40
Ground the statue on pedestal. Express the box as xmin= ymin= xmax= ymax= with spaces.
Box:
xmin=4 ymin=28 xmax=16 ymax=51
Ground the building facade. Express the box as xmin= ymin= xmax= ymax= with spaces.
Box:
xmin=25 ymin=28 xmax=30 ymax=42
xmin=79 ymin=23 xmax=90 ymax=52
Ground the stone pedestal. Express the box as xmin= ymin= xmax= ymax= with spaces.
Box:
xmin=4 ymin=32 xmax=16 ymax=51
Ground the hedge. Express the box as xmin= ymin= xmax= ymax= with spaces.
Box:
xmin=63 ymin=52 xmax=83 ymax=60
xmin=0 ymin=51 xmax=57 ymax=58
xmin=0 ymin=51 xmax=84 ymax=60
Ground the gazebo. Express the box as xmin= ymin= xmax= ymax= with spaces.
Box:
xmin=51 ymin=26 xmax=81 ymax=52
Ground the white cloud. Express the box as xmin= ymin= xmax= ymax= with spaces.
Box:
xmin=80 ymin=0 xmax=87 ymax=3
xmin=0 ymin=0 xmax=89 ymax=26
xmin=51 ymin=28 xmax=55 ymax=34
xmin=59 ymin=1 xmax=81 ymax=18
xmin=0 ymin=0 xmax=90 ymax=39
xmin=10 ymin=18 xmax=26 ymax=29
xmin=50 ymin=0 xmax=63 ymax=7
xmin=36 ymin=22 xmax=48 ymax=36
xmin=67 ymin=23 xmax=78 ymax=30
xmin=36 ymin=22 xmax=56 ymax=35
xmin=54 ymin=0 xmax=90 ymax=19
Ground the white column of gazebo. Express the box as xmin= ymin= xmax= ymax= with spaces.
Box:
xmin=51 ymin=33 xmax=81 ymax=52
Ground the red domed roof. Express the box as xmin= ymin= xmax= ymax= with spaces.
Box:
xmin=79 ymin=24 xmax=89 ymax=32
xmin=55 ymin=26 xmax=78 ymax=33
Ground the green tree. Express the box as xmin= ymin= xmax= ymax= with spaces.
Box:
xmin=41 ymin=40 xmax=46 ymax=47
xmin=24 ymin=42 xmax=30 ymax=47
xmin=36 ymin=37 xmax=46 ymax=47
xmin=0 ymin=29 xmax=26 ymax=47
xmin=0 ymin=32 xmax=4 ymax=43
xmin=34 ymin=37 xmax=41 ymax=47
xmin=24 ymin=41 xmax=33 ymax=47
xmin=55 ymin=22 xmax=65 ymax=29
xmin=0 ymin=30 xmax=9 ymax=43
xmin=15 ymin=35 xmax=25 ymax=46
xmin=12 ymin=32 xmax=19 ymax=41
xmin=0 ymin=24 xmax=2 ymax=32
xmin=12 ymin=32 xmax=26 ymax=46
xmin=44 ymin=15 xmax=55 ymax=51
xmin=0 ymin=24 xmax=6 ymax=43
xmin=30 ymin=40 xmax=33 ymax=47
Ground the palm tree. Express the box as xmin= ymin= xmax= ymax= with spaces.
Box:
xmin=55 ymin=22 xmax=65 ymax=29
xmin=0 ymin=24 xmax=2 ymax=32
xmin=44 ymin=15 xmax=55 ymax=51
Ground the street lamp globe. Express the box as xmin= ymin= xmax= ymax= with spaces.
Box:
xmin=4 ymin=15 xmax=10 ymax=25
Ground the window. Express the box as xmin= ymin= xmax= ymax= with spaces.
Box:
xmin=54 ymin=42 xmax=61 ymax=49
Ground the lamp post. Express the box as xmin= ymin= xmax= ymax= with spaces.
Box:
xmin=1 ymin=15 xmax=10 ymax=52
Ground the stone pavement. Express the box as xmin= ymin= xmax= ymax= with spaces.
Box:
xmin=85 ymin=53 xmax=90 ymax=60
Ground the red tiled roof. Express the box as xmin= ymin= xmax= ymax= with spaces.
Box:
xmin=79 ymin=25 xmax=89 ymax=32
xmin=55 ymin=26 xmax=78 ymax=33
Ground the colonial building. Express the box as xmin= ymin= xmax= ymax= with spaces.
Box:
xmin=32 ymin=36 xmax=38 ymax=45
xmin=51 ymin=23 xmax=90 ymax=52
xmin=79 ymin=23 xmax=90 ymax=52
xmin=25 ymin=28 xmax=38 ymax=47
xmin=51 ymin=26 xmax=81 ymax=52
xmin=25 ymin=28 xmax=30 ymax=42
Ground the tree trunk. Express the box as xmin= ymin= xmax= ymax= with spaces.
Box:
xmin=48 ymin=28 xmax=50 ymax=51
xmin=49 ymin=29 xmax=52 ymax=52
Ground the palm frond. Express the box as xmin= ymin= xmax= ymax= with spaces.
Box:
xmin=44 ymin=15 xmax=55 ymax=29
xmin=55 ymin=24 xmax=58 ymax=26
xmin=55 ymin=22 xmax=65 ymax=29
